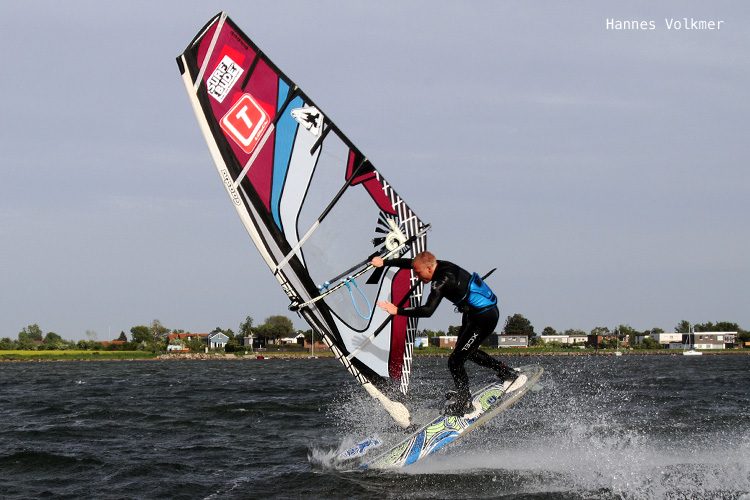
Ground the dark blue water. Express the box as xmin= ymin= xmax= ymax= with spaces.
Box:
xmin=1 ymin=355 xmax=748 ymax=499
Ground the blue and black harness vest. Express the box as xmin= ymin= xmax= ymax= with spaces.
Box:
xmin=453 ymin=272 xmax=497 ymax=315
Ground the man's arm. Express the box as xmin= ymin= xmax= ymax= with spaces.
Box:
xmin=394 ymin=288 xmax=442 ymax=318
xmin=377 ymin=280 xmax=445 ymax=318
xmin=371 ymin=256 xmax=412 ymax=269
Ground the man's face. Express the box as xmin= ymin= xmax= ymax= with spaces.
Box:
xmin=412 ymin=261 xmax=435 ymax=283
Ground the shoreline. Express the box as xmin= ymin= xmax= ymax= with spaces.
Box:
xmin=1 ymin=349 xmax=747 ymax=363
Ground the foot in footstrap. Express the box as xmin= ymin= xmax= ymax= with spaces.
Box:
xmin=444 ymin=389 xmax=472 ymax=417
xmin=496 ymin=363 xmax=518 ymax=383
xmin=444 ymin=398 xmax=473 ymax=417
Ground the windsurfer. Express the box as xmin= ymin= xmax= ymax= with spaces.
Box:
xmin=372 ymin=251 xmax=517 ymax=416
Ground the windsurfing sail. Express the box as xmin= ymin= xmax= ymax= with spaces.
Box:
xmin=177 ymin=12 xmax=428 ymax=427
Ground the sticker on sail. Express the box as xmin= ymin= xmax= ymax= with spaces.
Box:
xmin=291 ymin=106 xmax=324 ymax=137
xmin=207 ymin=54 xmax=244 ymax=103
xmin=220 ymin=93 xmax=271 ymax=154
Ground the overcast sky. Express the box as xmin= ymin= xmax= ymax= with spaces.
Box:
xmin=2 ymin=1 xmax=747 ymax=341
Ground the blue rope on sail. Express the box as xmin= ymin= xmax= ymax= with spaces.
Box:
xmin=342 ymin=276 xmax=372 ymax=320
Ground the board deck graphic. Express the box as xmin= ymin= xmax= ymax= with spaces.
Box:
xmin=359 ymin=365 xmax=544 ymax=469
xmin=337 ymin=435 xmax=383 ymax=461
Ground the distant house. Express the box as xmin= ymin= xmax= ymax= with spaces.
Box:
xmin=167 ymin=333 xmax=209 ymax=343
xmin=100 ymin=340 xmax=126 ymax=349
xmin=668 ymin=332 xmax=737 ymax=350
xmin=539 ymin=334 xmax=585 ymax=345
xmin=279 ymin=333 xmax=306 ymax=345
xmin=540 ymin=334 xmax=567 ymax=344
xmin=414 ymin=336 xmax=429 ymax=348
xmin=305 ymin=340 xmax=329 ymax=351
xmin=206 ymin=331 xmax=229 ymax=349
xmin=430 ymin=336 xmax=458 ymax=349
xmin=649 ymin=333 xmax=683 ymax=346
xmin=490 ymin=334 xmax=528 ymax=348
xmin=570 ymin=334 xmax=587 ymax=344
xmin=166 ymin=344 xmax=190 ymax=352
xmin=167 ymin=333 xmax=209 ymax=351
xmin=239 ymin=336 xmax=260 ymax=348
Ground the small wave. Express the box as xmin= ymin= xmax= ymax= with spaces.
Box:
xmin=308 ymin=443 xmax=344 ymax=471
xmin=308 ymin=435 xmax=380 ymax=471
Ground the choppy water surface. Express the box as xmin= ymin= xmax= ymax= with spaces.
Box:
xmin=0 ymin=355 xmax=748 ymax=499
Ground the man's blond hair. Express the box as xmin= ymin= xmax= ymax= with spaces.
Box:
xmin=412 ymin=251 xmax=436 ymax=267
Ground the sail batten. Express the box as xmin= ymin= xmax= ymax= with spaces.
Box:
xmin=177 ymin=12 xmax=428 ymax=415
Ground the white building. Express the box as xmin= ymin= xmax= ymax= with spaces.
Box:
xmin=490 ymin=334 xmax=528 ymax=348
xmin=540 ymin=334 xmax=587 ymax=345
xmin=430 ymin=336 xmax=458 ymax=349
xmin=414 ymin=337 xmax=429 ymax=348
xmin=650 ymin=332 xmax=684 ymax=345
xmin=279 ymin=333 xmax=306 ymax=345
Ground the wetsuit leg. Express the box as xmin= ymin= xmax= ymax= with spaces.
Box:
xmin=468 ymin=349 xmax=503 ymax=371
xmin=447 ymin=306 xmax=500 ymax=397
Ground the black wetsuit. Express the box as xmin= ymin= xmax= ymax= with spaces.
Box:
xmin=382 ymin=259 xmax=504 ymax=398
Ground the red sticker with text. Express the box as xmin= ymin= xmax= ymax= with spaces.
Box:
xmin=220 ymin=93 xmax=271 ymax=154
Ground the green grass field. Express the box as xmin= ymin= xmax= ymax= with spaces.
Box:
xmin=0 ymin=350 xmax=159 ymax=361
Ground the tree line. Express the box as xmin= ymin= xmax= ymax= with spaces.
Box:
xmin=0 ymin=315 xmax=309 ymax=352
xmin=3 ymin=314 xmax=748 ymax=352
xmin=419 ymin=314 xmax=750 ymax=348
